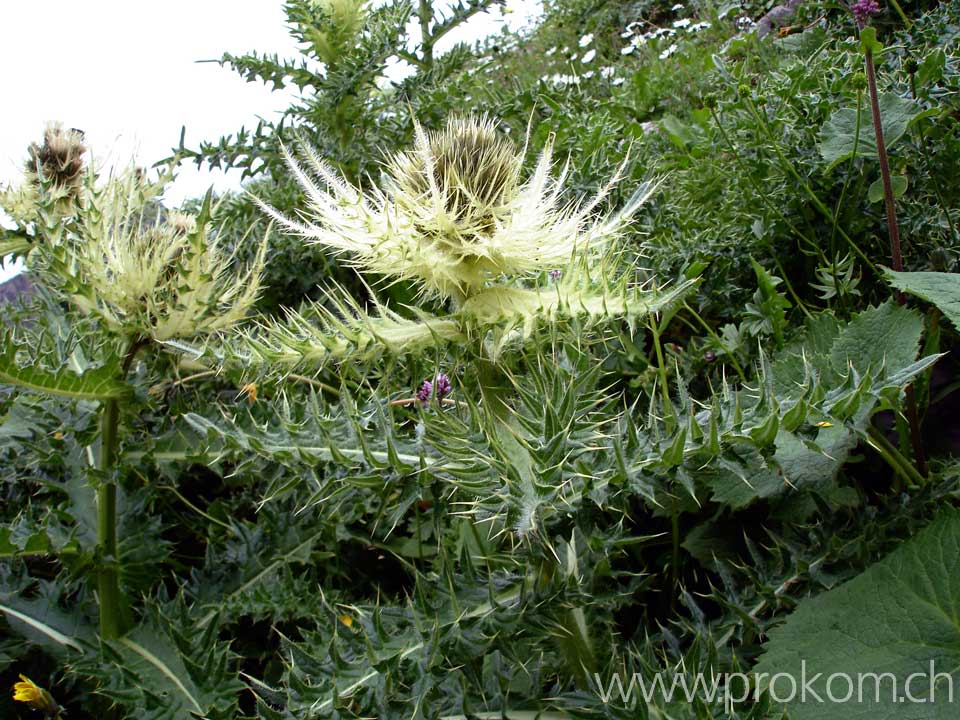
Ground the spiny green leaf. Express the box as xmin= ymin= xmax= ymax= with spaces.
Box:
xmin=0 ymin=333 xmax=132 ymax=401
xmin=115 ymin=626 xmax=206 ymax=715
xmin=0 ymin=234 xmax=31 ymax=257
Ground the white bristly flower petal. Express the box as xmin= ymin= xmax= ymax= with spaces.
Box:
xmin=262 ymin=116 xmax=648 ymax=302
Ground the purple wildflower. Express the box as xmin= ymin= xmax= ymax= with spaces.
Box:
xmin=548 ymin=269 xmax=562 ymax=281
xmin=434 ymin=373 xmax=452 ymax=400
xmin=851 ymin=0 xmax=881 ymax=27
xmin=416 ymin=379 xmax=433 ymax=405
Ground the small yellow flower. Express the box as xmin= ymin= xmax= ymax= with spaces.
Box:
xmin=338 ymin=613 xmax=354 ymax=628
xmin=12 ymin=674 xmax=59 ymax=714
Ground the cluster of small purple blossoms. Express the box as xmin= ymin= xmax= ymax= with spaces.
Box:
xmin=416 ymin=373 xmax=452 ymax=405
xmin=851 ymin=0 xmax=881 ymax=27
xmin=415 ymin=380 xmax=432 ymax=404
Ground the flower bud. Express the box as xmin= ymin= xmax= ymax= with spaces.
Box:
xmin=25 ymin=123 xmax=87 ymax=198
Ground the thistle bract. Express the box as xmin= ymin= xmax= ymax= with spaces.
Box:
xmin=1 ymin=123 xmax=88 ymax=225
xmin=8 ymin=149 xmax=269 ymax=342
xmin=62 ymin=174 xmax=268 ymax=341
xmin=259 ymin=115 xmax=653 ymax=300
xmin=27 ymin=122 xmax=87 ymax=195
xmin=305 ymin=0 xmax=367 ymax=65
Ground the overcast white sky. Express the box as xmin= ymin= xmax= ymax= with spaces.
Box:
xmin=0 ymin=0 xmax=541 ymax=282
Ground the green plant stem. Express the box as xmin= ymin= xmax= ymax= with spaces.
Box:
xmin=771 ymin=254 xmax=814 ymax=321
xmin=97 ymin=397 xmax=122 ymax=640
xmin=707 ymin=106 xmax=817 ymax=317
xmin=418 ymin=0 xmax=434 ymax=67
xmin=829 ymin=90 xmax=864 ymax=312
xmin=887 ymin=0 xmax=912 ymax=28
xmin=863 ymin=45 xmax=928 ymax=477
xmin=908 ymin=73 xmax=959 ymax=245
xmin=96 ymin=337 xmax=146 ymax=640
xmin=649 ymin=315 xmax=675 ymax=422
xmin=866 ymin=425 xmax=927 ymax=489
xmin=681 ymin=302 xmax=747 ymax=382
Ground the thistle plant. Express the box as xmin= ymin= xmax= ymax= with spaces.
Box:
xmin=59 ymin=177 xmax=267 ymax=342
xmin=0 ymin=130 xmax=268 ymax=639
xmin=301 ymin=0 xmax=368 ymax=65
xmin=248 ymin=114 xmax=695 ymax=368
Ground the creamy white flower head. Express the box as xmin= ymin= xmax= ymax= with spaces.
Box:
xmin=259 ymin=115 xmax=652 ymax=300
xmin=59 ymin=169 xmax=268 ymax=341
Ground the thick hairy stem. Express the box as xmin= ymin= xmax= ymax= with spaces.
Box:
xmin=97 ymin=397 xmax=122 ymax=639
xmin=96 ymin=337 xmax=146 ymax=639
xmin=418 ymin=0 xmax=434 ymax=68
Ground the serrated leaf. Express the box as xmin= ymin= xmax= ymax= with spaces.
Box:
xmin=819 ymin=93 xmax=924 ymax=171
xmin=0 ymin=337 xmax=131 ymax=401
xmin=828 ymin=301 xmax=922 ymax=380
xmin=883 ymin=269 xmax=960 ymax=332
xmin=0 ymin=235 xmax=31 ymax=258
xmin=755 ymin=509 xmax=960 ymax=719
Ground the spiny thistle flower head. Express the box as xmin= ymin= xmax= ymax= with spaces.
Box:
xmin=26 ymin=122 xmax=87 ymax=193
xmin=46 ymin=167 xmax=268 ymax=342
xmin=2 ymin=123 xmax=88 ymax=224
xmin=259 ymin=114 xmax=654 ymax=301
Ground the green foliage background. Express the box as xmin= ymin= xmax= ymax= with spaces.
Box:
xmin=2 ymin=0 xmax=960 ymax=718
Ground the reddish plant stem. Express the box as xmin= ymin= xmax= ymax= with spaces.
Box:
xmin=864 ymin=49 xmax=903 ymax=277
xmin=864 ymin=46 xmax=928 ymax=477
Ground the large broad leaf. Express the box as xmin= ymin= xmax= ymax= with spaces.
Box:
xmin=883 ymin=269 xmax=960 ymax=332
xmin=755 ymin=509 xmax=960 ymax=719
xmin=0 ymin=336 xmax=132 ymax=401
xmin=819 ymin=93 xmax=927 ymax=171
xmin=828 ymin=300 xmax=923 ymax=378
xmin=773 ymin=302 xmax=923 ymax=396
